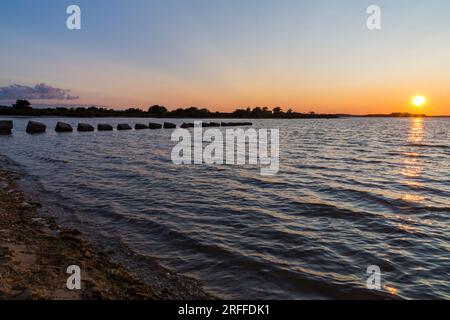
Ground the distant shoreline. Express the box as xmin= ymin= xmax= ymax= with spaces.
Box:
xmin=2 ymin=104 xmax=449 ymax=118
xmin=1 ymin=114 xmax=449 ymax=119
xmin=0 ymin=103 xmax=339 ymax=119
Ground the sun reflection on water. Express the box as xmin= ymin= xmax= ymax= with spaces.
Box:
xmin=384 ymin=285 xmax=399 ymax=296
xmin=401 ymin=118 xmax=425 ymax=203
xmin=409 ymin=118 xmax=424 ymax=144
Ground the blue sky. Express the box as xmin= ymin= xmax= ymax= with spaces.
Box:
xmin=1 ymin=0 xmax=449 ymax=114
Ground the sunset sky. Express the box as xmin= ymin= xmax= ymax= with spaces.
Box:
xmin=1 ymin=0 xmax=449 ymax=115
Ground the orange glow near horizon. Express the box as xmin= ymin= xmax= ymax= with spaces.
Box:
xmin=12 ymin=40 xmax=450 ymax=116
xmin=84 ymin=95 xmax=447 ymax=116
xmin=56 ymin=84 xmax=449 ymax=116
xmin=17 ymin=57 xmax=450 ymax=115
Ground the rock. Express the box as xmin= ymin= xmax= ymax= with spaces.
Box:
xmin=148 ymin=123 xmax=162 ymax=129
xmin=77 ymin=123 xmax=94 ymax=132
xmin=163 ymin=122 xmax=176 ymax=129
xmin=55 ymin=122 xmax=73 ymax=132
xmin=135 ymin=124 xmax=149 ymax=130
xmin=0 ymin=120 xmax=13 ymax=134
xmin=31 ymin=217 xmax=45 ymax=224
xmin=117 ymin=124 xmax=132 ymax=130
xmin=181 ymin=123 xmax=194 ymax=128
xmin=26 ymin=121 xmax=46 ymax=134
xmin=21 ymin=202 xmax=32 ymax=209
xmin=84 ymin=249 xmax=92 ymax=258
xmin=98 ymin=124 xmax=113 ymax=131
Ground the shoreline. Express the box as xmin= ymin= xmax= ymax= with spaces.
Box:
xmin=2 ymin=114 xmax=450 ymax=120
xmin=0 ymin=165 xmax=213 ymax=300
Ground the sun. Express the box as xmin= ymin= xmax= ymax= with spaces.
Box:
xmin=412 ymin=95 xmax=427 ymax=107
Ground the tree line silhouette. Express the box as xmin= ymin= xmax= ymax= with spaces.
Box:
xmin=0 ymin=100 xmax=339 ymax=119
xmin=1 ymin=100 xmax=429 ymax=118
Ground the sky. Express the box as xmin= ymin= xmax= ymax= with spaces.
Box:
xmin=0 ymin=0 xmax=449 ymax=115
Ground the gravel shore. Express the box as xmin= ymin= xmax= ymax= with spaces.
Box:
xmin=0 ymin=167 xmax=212 ymax=300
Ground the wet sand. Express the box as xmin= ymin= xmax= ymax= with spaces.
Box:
xmin=0 ymin=167 xmax=212 ymax=300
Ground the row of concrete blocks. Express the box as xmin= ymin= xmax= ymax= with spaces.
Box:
xmin=181 ymin=122 xmax=253 ymax=128
xmin=0 ymin=120 xmax=253 ymax=134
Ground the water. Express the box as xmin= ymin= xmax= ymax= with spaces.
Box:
xmin=0 ymin=116 xmax=448 ymax=299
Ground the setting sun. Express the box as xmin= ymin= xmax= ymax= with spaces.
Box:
xmin=412 ymin=95 xmax=427 ymax=107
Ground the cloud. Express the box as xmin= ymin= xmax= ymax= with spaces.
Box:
xmin=0 ymin=83 xmax=79 ymax=100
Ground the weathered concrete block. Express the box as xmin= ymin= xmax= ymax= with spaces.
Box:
xmin=98 ymin=124 xmax=113 ymax=131
xmin=55 ymin=122 xmax=73 ymax=132
xmin=135 ymin=123 xmax=149 ymax=130
xmin=77 ymin=123 xmax=95 ymax=132
xmin=181 ymin=123 xmax=194 ymax=128
xmin=26 ymin=121 xmax=46 ymax=134
xmin=163 ymin=122 xmax=176 ymax=129
xmin=117 ymin=124 xmax=132 ymax=130
xmin=148 ymin=123 xmax=162 ymax=129
xmin=0 ymin=120 xmax=13 ymax=134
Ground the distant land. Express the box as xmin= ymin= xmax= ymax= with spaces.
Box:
xmin=0 ymin=100 xmax=448 ymax=119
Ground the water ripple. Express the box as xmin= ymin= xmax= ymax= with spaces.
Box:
xmin=0 ymin=117 xmax=449 ymax=299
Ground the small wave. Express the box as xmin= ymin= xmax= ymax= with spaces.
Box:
xmin=406 ymin=143 xmax=450 ymax=149
xmin=38 ymin=156 xmax=69 ymax=164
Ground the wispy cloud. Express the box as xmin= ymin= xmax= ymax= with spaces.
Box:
xmin=0 ymin=83 xmax=79 ymax=100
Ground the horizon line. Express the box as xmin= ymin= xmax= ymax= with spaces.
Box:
xmin=1 ymin=102 xmax=449 ymax=117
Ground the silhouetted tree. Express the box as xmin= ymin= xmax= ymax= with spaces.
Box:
xmin=273 ymin=107 xmax=283 ymax=115
xmin=12 ymin=99 xmax=32 ymax=110
xmin=251 ymin=107 xmax=263 ymax=117
xmin=148 ymin=105 xmax=167 ymax=115
xmin=232 ymin=108 xmax=250 ymax=117
xmin=170 ymin=107 xmax=211 ymax=117
xmin=125 ymin=108 xmax=143 ymax=113
xmin=250 ymin=107 xmax=273 ymax=118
